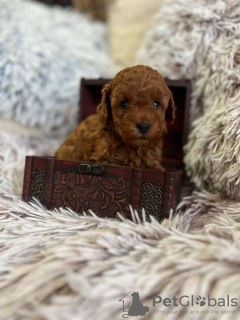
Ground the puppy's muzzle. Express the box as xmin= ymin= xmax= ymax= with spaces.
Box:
xmin=136 ymin=122 xmax=151 ymax=135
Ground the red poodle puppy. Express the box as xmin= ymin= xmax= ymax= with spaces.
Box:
xmin=55 ymin=65 xmax=175 ymax=170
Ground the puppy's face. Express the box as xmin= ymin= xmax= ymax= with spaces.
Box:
xmin=98 ymin=66 xmax=175 ymax=147
xmin=110 ymin=82 xmax=172 ymax=147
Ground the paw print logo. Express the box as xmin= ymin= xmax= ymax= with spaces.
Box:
xmin=196 ymin=296 xmax=206 ymax=307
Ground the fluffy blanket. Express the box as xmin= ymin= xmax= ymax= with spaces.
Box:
xmin=0 ymin=0 xmax=114 ymax=138
xmin=1 ymin=133 xmax=240 ymax=320
xmin=138 ymin=0 xmax=240 ymax=201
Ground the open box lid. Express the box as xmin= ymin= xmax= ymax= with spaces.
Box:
xmin=79 ymin=78 xmax=191 ymax=170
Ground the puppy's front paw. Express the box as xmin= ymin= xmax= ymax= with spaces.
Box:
xmin=55 ymin=145 xmax=76 ymax=160
xmin=149 ymin=163 xmax=166 ymax=171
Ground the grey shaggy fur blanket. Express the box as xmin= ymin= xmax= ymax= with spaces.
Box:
xmin=1 ymin=131 xmax=240 ymax=320
xmin=138 ymin=0 xmax=240 ymax=202
xmin=0 ymin=0 xmax=114 ymax=138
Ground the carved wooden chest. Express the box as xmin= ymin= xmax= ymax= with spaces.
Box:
xmin=22 ymin=78 xmax=191 ymax=221
xmin=22 ymin=156 xmax=183 ymax=220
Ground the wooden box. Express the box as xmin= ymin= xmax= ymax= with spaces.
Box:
xmin=22 ymin=157 xmax=183 ymax=220
xmin=22 ymin=78 xmax=191 ymax=221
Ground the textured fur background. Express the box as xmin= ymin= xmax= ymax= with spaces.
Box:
xmin=138 ymin=0 xmax=240 ymax=200
xmin=1 ymin=131 xmax=240 ymax=320
xmin=0 ymin=0 xmax=114 ymax=137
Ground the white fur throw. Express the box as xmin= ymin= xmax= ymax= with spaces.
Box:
xmin=138 ymin=0 xmax=240 ymax=201
xmin=0 ymin=0 xmax=114 ymax=137
xmin=1 ymin=148 xmax=240 ymax=319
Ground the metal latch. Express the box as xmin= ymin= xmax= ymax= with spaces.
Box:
xmin=78 ymin=163 xmax=104 ymax=175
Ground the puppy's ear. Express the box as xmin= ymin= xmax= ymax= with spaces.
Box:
xmin=165 ymin=93 xmax=176 ymax=124
xmin=97 ymin=82 xmax=112 ymax=126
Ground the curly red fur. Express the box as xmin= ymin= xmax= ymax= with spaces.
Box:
xmin=55 ymin=65 xmax=175 ymax=170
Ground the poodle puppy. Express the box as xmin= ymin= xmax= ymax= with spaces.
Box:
xmin=55 ymin=65 xmax=175 ymax=170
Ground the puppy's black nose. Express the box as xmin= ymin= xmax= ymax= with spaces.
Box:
xmin=136 ymin=122 xmax=151 ymax=134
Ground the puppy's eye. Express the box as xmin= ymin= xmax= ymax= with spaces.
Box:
xmin=120 ymin=101 xmax=129 ymax=109
xmin=153 ymin=101 xmax=161 ymax=108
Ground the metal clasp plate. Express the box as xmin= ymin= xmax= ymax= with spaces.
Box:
xmin=78 ymin=163 xmax=104 ymax=175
